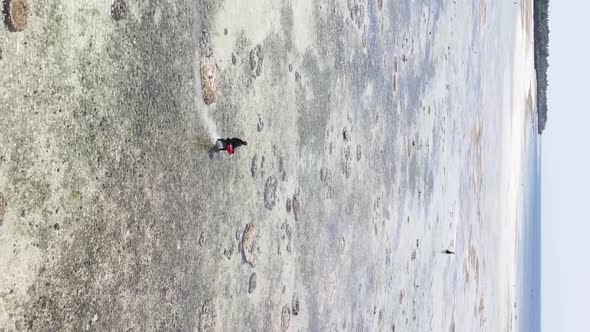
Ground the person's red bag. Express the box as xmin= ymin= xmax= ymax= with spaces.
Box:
xmin=227 ymin=144 xmax=234 ymax=155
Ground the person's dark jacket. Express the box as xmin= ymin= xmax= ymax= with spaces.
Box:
xmin=217 ymin=138 xmax=248 ymax=150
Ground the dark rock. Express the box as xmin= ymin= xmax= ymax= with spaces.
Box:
xmin=264 ymin=176 xmax=278 ymax=210
xmin=356 ymin=144 xmax=362 ymax=161
xmin=342 ymin=127 xmax=350 ymax=141
xmin=111 ymin=0 xmax=128 ymax=22
xmin=223 ymin=242 xmax=234 ymax=260
xmin=248 ymin=273 xmax=257 ymax=293
xmin=257 ymin=115 xmax=265 ymax=132
xmin=224 ymin=28 xmax=228 ymax=35
xmin=286 ymin=198 xmax=291 ymax=213
xmin=251 ymin=154 xmax=258 ymax=177
xmin=292 ymin=294 xmax=300 ymax=315
xmin=199 ymin=300 xmax=216 ymax=332
xmin=278 ymin=157 xmax=287 ymax=181
xmin=292 ymin=193 xmax=301 ymax=221
xmin=231 ymin=52 xmax=237 ymax=65
xmin=288 ymin=64 xmax=293 ymax=72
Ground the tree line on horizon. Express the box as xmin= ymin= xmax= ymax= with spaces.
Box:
xmin=534 ymin=0 xmax=549 ymax=134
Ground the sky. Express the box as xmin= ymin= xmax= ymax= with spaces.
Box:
xmin=542 ymin=1 xmax=590 ymax=331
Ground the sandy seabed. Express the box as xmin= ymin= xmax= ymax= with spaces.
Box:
xmin=0 ymin=0 xmax=536 ymax=330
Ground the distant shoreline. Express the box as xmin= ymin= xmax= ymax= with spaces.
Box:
xmin=533 ymin=0 xmax=549 ymax=134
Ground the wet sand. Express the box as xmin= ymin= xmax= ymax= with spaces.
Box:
xmin=0 ymin=0 xmax=535 ymax=330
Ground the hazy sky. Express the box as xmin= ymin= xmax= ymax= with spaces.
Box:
xmin=542 ymin=2 xmax=590 ymax=331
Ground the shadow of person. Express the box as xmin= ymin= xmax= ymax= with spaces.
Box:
xmin=208 ymin=146 xmax=221 ymax=159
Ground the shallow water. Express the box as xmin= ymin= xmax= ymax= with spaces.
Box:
xmin=0 ymin=0 xmax=537 ymax=330
xmin=384 ymin=0 xmax=537 ymax=330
